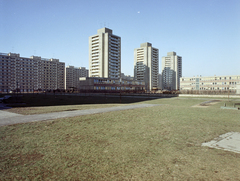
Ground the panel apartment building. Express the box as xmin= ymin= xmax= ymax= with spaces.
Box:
xmin=65 ymin=66 xmax=88 ymax=89
xmin=134 ymin=42 xmax=159 ymax=91
xmin=180 ymin=75 xmax=240 ymax=93
xmin=0 ymin=52 xmax=65 ymax=92
xmin=161 ymin=52 xmax=182 ymax=90
xmin=89 ymin=27 xmax=121 ymax=78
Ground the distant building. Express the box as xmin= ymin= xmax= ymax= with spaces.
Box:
xmin=0 ymin=52 xmax=65 ymax=92
xmin=78 ymin=77 xmax=144 ymax=91
xmin=89 ymin=27 xmax=121 ymax=78
xmin=65 ymin=66 xmax=88 ymax=89
xmin=121 ymin=73 xmax=134 ymax=81
xmin=158 ymin=74 xmax=162 ymax=89
xmin=134 ymin=42 xmax=159 ymax=91
xmin=162 ymin=52 xmax=182 ymax=90
xmin=180 ymin=75 xmax=240 ymax=93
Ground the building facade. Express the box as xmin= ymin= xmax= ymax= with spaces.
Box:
xmin=121 ymin=73 xmax=134 ymax=81
xmin=237 ymin=84 xmax=240 ymax=94
xmin=78 ymin=77 xmax=145 ymax=92
xmin=158 ymin=74 xmax=162 ymax=89
xmin=0 ymin=52 xmax=65 ymax=92
xmin=161 ymin=52 xmax=182 ymax=90
xmin=134 ymin=42 xmax=159 ymax=91
xmin=180 ymin=75 xmax=240 ymax=93
xmin=89 ymin=27 xmax=121 ymax=78
xmin=65 ymin=66 xmax=88 ymax=89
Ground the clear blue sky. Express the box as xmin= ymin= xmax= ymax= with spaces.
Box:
xmin=0 ymin=0 xmax=239 ymax=77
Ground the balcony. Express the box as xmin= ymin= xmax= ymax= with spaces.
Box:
xmin=92 ymin=47 xmax=99 ymax=51
xmin=110 ymin=47 xmax=119 ymax=51
xmin=92 ymin=60 xmax=99 ymax=64
xmin=91 ymin=56 xmax=99 ymax=60
xmin=90 ymin=66 xmax=99 ymax=70
xmin=92 ymin=40 xmax=99 ymax=44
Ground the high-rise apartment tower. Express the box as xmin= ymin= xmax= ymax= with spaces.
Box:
xmin=89 ymin=27 xmax=121 ymax=78
xmin=161 ymin=52 xmax=182 ymax=90
xmin=134 ymin=42 xmax=159 ymax=91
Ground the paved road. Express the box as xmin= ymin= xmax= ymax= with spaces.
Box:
xmin=0 ymin=104 xmax=160 ymax=127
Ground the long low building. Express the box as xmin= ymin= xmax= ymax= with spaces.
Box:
xmin=180 ymin=75 xmax=240 ymax=93
xmin=78 ymin=77 xmax=145 ymax=92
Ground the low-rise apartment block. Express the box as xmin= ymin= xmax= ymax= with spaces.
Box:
xmin=180 ymin=75 xmax=240 ymax=93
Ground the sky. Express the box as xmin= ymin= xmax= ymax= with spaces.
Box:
xmin=0 ymin=0 xmax=239 ymax=77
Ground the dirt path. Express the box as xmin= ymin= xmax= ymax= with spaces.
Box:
xmin=0 ymin=104 xmax=160 ymax=127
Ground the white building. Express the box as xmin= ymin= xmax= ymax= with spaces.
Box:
xmin=89 ymin=27 xmax=121 ymax=78
xmin=134 ymin=42 xmax=159 ymax=91
xmin=162 ymin=52 xmax=182 ymax=90
xmin=180 ymin=75 xmax=240 ymax=93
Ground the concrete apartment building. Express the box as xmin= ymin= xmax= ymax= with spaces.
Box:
xmin=161 ymin=52 xmax=182 ymax=90
xmin=0 ymin=52 xmax=65 ymax=92
xmin=89 ymin=27 xmax=121 ymax=78
xmin=134 ymin=42 xmax=159 ymax=91
xmin=180 ymin=75 xmax=240 ymax=93
xmin=65 ymin=66 xmax=88 ymax=89
xmin=36 ymin=57 xmax=65 ymax=90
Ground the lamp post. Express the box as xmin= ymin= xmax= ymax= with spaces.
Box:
xmin=120 ymin=77 xmax=122 ymax=103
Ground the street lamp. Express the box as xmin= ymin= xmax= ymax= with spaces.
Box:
xmin=120 ymin=77 xmax=122 ymax=103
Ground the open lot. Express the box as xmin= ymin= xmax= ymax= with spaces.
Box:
xmin=1 ymin=96 xmax=240 ymax=180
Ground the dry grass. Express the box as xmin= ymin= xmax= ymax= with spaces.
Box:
xmin=1 ymin=97 xmax=240 ymax=180
xmin=7 ymin=104 xmax=123 ymax=115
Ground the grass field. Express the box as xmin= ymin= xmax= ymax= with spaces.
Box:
xmin=1 ymin=96 xmax=240 ymax=180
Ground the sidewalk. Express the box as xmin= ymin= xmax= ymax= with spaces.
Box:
xmin=0 ymin=104 xmax=160 ymax=127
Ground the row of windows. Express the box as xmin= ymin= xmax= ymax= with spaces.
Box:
xmin=94 ymin=86 xmax=132 ymax=90
xmin=182 ymin=76 xmax=239 ymax=81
